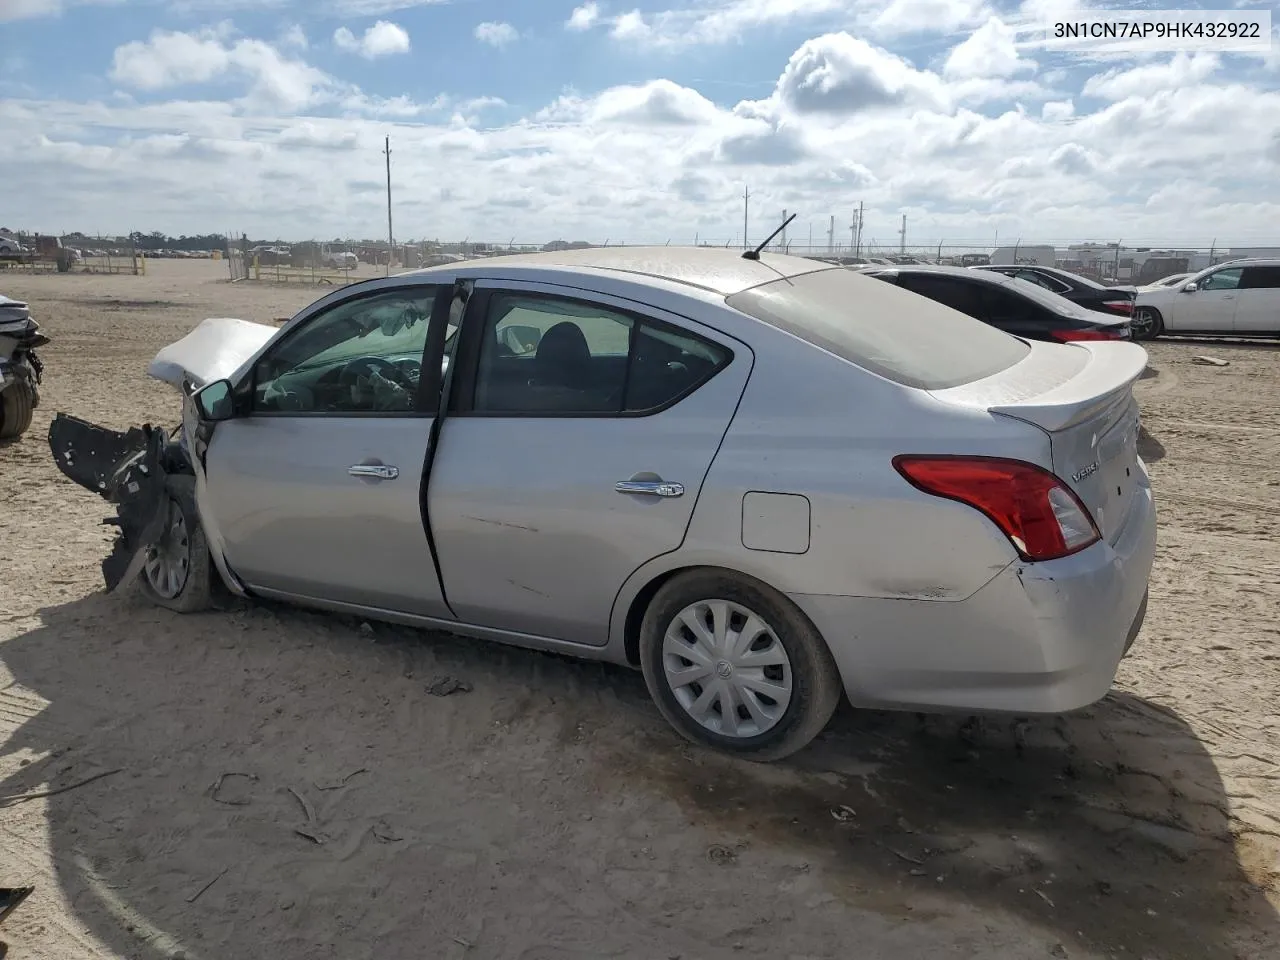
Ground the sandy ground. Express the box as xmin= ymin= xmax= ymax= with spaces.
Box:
xmin=1 ymin=259 xmax=1277 ymax=960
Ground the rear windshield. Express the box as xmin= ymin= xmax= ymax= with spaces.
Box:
xmin=998 ymin=274 xmax=1104 ymax=321
xmin=726 ymin=267 xmax=1030 ymax=390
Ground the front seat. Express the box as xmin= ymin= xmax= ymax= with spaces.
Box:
xmin=532 ymin=322 xmax=591 ymax=389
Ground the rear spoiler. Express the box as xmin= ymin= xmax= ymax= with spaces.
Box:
xmin=987 ymin=342 xmax=1148 ymax=433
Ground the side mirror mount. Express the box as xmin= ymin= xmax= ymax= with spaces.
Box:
xmin=194 ymin=379 xmax=235 ymax=421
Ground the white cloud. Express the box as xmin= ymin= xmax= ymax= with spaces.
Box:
xmin=10 ymin=20 xmax=1280 ymax=245
xmin=870 ymin=0 xmax=991 ymax=36
xmin=1041 ymin=99 xmax=1074 ymax=121
xmin=0 ymin=0 xmax=61 ymax=19
xmin=280 ymin=24 xmax=308 ymax=50
xmin=334 ymin=20 xmax=411 ymax=59
xmin=611 ymin=10 xmax=651 ymax=40
xmin=771 ymin=32 xmax=947 ymax=114
xmin=325 ymin=0 xmax=445 ymax=13
xmin=589 ymin=0 xmax=849 ymax=48
xmin=110 ymin=28 xmax=235 ymax=90
xmin=943 ymin=16 xmax=1035 ymax=79
xmin=1082 ymin=52 xmax=1220 ymax=101
xmin=474 ymin=21 xmax=518 ymax=47
xmin=566 ymin=2 xmax=600 ymax=30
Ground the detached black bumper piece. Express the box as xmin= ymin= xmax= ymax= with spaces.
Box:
xmin=48 ymin=413 xmax=173 ymax=592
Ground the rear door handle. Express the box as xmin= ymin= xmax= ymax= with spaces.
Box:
xmin=615 ymin=479 xmax=684 ymax=498
xmin=349 ymin=463 xmax=399 ymax=480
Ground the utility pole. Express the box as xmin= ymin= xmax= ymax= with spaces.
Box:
xmin=742 ymin=185 xmax=750 ymax=251
xmin=383 ymin=135 xmax=393 ymax=276
xmin=828 ymin=215 xmax=834 ymax=254
xmin=780 ymin=209 xmax=787 ymax=252
xmin=898 ymin=213 xmax=907 ymax=255
xmin=856 ymin=201 xmax=864 ymax=256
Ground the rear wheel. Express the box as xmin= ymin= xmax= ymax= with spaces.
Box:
xmin=1131 ymin=307 xmax=1164 ymax=341
xmin=639 ymin=570 xmax=842 ymax=762
xmin=138 ymin=476 xmax=212 ymax=613
xmin=0 ymin=381 xmax=36 ymax=440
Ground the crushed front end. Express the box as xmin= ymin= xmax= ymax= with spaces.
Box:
xmin=48 ymin=414 xmax=189 ymax=591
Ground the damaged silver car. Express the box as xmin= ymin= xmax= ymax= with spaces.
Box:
xmin=51 ymin=249 xmax=1155 ymax=761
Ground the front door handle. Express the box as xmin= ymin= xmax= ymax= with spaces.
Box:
xmin=349 ymin=463 xmax=399 ymax=481
xmin=615 ymin=479 xmax=684 ymax=498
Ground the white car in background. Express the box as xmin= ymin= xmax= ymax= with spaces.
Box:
xmin=1131 ymin=259 xmax=1280 ymax=340
xmin=1137 ymin=273 xmax=1193 ymax=291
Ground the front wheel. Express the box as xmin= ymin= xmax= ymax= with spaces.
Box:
xmin=138 ymin=476 xmax=212 ymax=613
xmin=0 ymin=381 xmax=36 ymax=440
xmin=639 ymin=570 xmax=843 ymax=762
xmin=1131 ymin=307 xmax=1164 ymax=341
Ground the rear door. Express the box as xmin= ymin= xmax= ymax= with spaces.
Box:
xmin=427 ymin=281 xmax=750 ymax=646
xmin=1233 ymin=266 xmax=1280 ymax=334
xmin=198 ymin=281 xmax=455 ymax=616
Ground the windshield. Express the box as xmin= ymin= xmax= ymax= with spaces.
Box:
xmin=726 ymin=267 xmax=1030 ymax=391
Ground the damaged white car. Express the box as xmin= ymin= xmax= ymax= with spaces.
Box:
xmin=51 ymin=248 xmax=1156 ymax=761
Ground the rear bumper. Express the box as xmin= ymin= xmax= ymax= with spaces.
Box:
xmin=791 ymin=482 xmax=1157 ymax=715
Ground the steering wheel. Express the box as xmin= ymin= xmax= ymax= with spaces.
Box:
xmin=338 ymin=356 xmax=416 ymax=390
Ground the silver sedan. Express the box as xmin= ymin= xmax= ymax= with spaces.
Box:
xmin=51 ymin=247 xmax=1156 ymax=761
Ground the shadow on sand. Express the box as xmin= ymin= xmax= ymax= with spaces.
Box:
xmin=0 ymin=592 xmax=1276 ymax=960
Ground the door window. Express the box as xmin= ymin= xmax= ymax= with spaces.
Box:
xmin=1240 ymin=266 xmax=1280 ymax=289
xmin=471 ymin=292 xmax=730 ymax=415
xmin=252 ymin=287 xmax=440 ymax=414
xmin=1199 ymin=268 xmax=1243 ymax=291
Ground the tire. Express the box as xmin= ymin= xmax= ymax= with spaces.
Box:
xmin=639 ymin=569 xmax=843 ymax=762
xmin=0 ymin=381 xmax=35 ymax=440
xmin=137 ymin=475 xmax=213 ymax=613
xmin=1131 ymin=307 xmax=1164 ymax=341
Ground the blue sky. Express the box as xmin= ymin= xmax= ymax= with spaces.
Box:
xmin=1 ymin=0 xmax=1278 ymax=246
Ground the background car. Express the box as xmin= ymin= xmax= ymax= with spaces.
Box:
xmin=51 ymin=248 xmax=1155 ymax=763
xmin=1138 ymin=272 xmax=1194 ymax=291
xmin=864 ymin=264 xmax=1132 ymax=342
xmin=1131 ymin=259 xmax=1280 ymax=340
xmin=975 ymin=264 xmax=1136 ymax=318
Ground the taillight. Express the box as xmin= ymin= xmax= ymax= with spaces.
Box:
xmin=892 ymin=455 xmax=1101 ymax=562
xmin=1101 ymin=300 xmax=1134 ymax=315
xmin=1050 ymin=328 xmax=1126 ymax=342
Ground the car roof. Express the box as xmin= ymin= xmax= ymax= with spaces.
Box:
xmin=399 ymin=246 xmax=828 ymax=297
xmin=1211 ymin=257 xmax=1280 ymax=267
xmin=865 ymin=263 xmax=1016 ymax=287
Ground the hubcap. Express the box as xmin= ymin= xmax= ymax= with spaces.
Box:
xmin=1132 ymin=309 xmax=1155 ymax=336
xmin=662 ymin=599 xmax=794 ymax=738
xmin=144 ymin=498 xmax=190 ymax=599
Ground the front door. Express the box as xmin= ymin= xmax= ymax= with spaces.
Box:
xmin=1168 ymin=267 xmax=1241 ymax=332
xmin=200 ymin=281 xmax=455 ymax=616
xmin=1233 ymin=265 xmax=1280 ymax=334
xmin=427 ymin=280 xmax=751 ymax=647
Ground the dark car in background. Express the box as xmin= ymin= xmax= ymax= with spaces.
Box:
xmin=974 ymin=264 xmax=1136 ymax=319
xmin=863 ymin=265 xmax=1132 ymax=343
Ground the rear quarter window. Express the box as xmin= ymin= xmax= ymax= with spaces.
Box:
xmin=726 ymin=268 xmax=1031 ymax=390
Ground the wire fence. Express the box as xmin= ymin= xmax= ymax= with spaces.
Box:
xmin=5 ymin=230 xmax=1278 ymax=287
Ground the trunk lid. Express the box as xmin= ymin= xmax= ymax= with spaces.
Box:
xmin=931 ymin=341 xmax=1148 ymax=545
